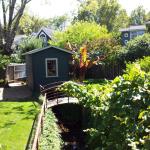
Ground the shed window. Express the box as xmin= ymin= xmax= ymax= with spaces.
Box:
xmin=46 ymin=58 xmax=58 ymax=77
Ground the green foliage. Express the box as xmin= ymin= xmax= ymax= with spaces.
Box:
xmin=74 ymin=0 xmax=129 ymax=31
xmin=50 ymin=21 xmax=121 ymax=63
xmin=0 ymin=55 xmax=10 ymax=69
xmin=117 ymin=34 xmax=150 ymax=63
xmin=40 ymin=109 xmax=62 ymax=150
xmin=16 ymin=37 xmax=44 ymax=62
xmin=19 ymin=13 xmax=49 ymax=35
xmin=60 ymin=56 xmax=150 ymax=149
xmin=49 ymin=15 xmax=68 ymax=31
xmin=50 ymin=21 xmax=110 ymax=50
xmin=130 ymin=6 xmax=147 ymax=25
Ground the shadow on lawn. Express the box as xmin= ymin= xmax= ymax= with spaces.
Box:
xmin=1 ymin=121 xmax=16 ymax=128
xmin=1 ymin=85 xmax=32 ymax=100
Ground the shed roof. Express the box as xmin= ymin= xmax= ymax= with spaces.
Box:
xmin=23 ymin=46 xmax=74 ymax=55
xmin=119 ymin=25 xmax=146 ymax=32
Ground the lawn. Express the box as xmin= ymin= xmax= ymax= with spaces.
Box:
xmin=0 ymin=101 xmax=39 ymax=150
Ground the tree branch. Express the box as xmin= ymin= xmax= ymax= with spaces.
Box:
xmin=8 ymin=0 xmax=17 ymax=27
xmin=1 ymin=0 xmax=7 ymax=28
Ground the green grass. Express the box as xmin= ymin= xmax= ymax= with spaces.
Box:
xmin=0 ymin=101 xmax=39 ymax=150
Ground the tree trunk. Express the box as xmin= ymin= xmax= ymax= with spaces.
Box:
xmin=0 ymin=68 xmax=8 ymax=87
xmin=79 ymin=66 xmax=86 ymax=82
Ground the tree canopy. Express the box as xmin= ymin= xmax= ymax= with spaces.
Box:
xmin=50 ymin=21 xmax=121 ymax=80
xmin=74 ymin=0 xmax=129 ymax=31
xmin=50 ymin=21 xmax=111 ymax=52
xmin=130 ymin=6 xmax=147 ymax=25
xmin=0 ymin=0 xmax=31 ymax=55
xmin=18 ymin=13 xmax=49 ymax=35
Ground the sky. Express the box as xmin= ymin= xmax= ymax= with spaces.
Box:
xmin=28 ymin=0 xmax=150 ymax=19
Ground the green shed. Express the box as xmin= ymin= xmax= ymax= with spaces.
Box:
xmin=24 ymin=46 xmax=73 ymax=91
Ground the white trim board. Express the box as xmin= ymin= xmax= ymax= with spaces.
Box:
xmin=45 ymin=58 xmax=58 ymax=78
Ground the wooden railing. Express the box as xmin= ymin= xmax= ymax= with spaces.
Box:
xmin=32 ymin=94 xmax=47 ymax=150
xmin=32 ymin=81 xmax=70 ymax=149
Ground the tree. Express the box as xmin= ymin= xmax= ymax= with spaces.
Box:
xmin=74 ymin=0 xmax=129 ymax=31
xmin=0 ymin=0 xmax=31 ymax=55
xmin=18 ymin=13 xmax=50 ymax=35
xmin=49 ymin=15 xmax=69 ymax=31
xmin=130 ymin=6 xmax=146 ymax=25
xmin=15 ymin=36 xmax=44 ymax=62
xmin=0 ymin=54 xmax=10 ymax=85
xmin=50 ymin=21 xmax=121 ymax=80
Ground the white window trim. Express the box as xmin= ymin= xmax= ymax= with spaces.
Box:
xmin=124 ymin=33 xmax=128 ymax=37
xmin=124 ymin=40 xmax=128 ymax=45
xmin=45 ymin=58 xmax=58 ymax=78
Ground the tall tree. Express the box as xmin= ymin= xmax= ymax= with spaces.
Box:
xmin=18 ymin=13 xmax=49 ymax=35
xmin=49 ymin=15 xmax=69 ymax=31
xmin=50 ymin=21 xmax=121 ymax=80
xmin=130 ymin=6 xmax=146 ymax=25
xmin=0 ymin=0 xmax=31 ymax=55
xmin=74 ymin=0 xmax=129 ymax=31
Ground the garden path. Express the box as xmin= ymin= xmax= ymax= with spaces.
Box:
xmin=0 ymin=82 xmax=32 ymax=100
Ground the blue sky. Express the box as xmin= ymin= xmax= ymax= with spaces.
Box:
xmin=28 ymin=0 xmax=150 ymax=18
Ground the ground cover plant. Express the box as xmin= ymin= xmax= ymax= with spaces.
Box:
xmin=60 ymin=56 xmax=150 ymax=149
xmin=0 ymin=101 xmax=39 ymax=150
xmin=40 ymin=109 xmax=62 ymax=150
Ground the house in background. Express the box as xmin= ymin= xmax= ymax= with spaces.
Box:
xmin=24 ymin=46 xmax=73 ymax=91
xmin=32 ymin=27 xmax=53 ymax=46
xmin=119 ymin=25 xmax=146 ymax=45
xmin=145 ymin=21 xmax=150 ymax=33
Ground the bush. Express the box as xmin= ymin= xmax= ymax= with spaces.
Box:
xmin=40 ymin=109 xmax=62 ymax=150
xmin=117 ymin=34 xmax=150 ymax=63
xmin=16 ymin=37 xmax=44 ymax=62
xmin=60 ymin=56 xmax=150 ymax=149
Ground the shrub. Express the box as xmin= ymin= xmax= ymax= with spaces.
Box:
xmin=60 ymin=56 xmax=150 ymax=149
xmin=117 ymin=34 xmax=150 ymax=63
xmin=40 ymin=109 xmax=62 ymax=150
xmin=16 ymin=37 xmax=44 ymax=62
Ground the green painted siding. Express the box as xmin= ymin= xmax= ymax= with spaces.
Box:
xmin=31 ymin=47 xmax=72 ymax=90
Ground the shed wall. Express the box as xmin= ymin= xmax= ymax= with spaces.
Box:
xmin=26 ymin=55 xmax=34 ymax=89
xmin=31 ymin=47 xmax=71 ymax=90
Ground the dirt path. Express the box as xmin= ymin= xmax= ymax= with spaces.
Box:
xmin=0 ymin=83 xmax=32 ymax=100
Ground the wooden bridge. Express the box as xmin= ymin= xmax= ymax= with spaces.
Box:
xmin=40 ymin=81 xmax=78 ymax=107
xmin=32 ymin=81 xmax=78 ymax=150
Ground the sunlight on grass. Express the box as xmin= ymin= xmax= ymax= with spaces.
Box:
xmin=0 ymin=101 xmax=39 ymax=150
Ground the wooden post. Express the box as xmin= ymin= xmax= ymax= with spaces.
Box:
xmin=57 ymin=90 xmax=58 ymax=105
xmin=41 ymin=116 xmax=43 ymax=134
xmin=37 ymin=138 xmax=39 ymax=150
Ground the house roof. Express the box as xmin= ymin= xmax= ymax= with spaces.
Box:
xmin=13 ymin=35 xmax=26 ymax=45
xmin=119 ymin=25 xmax=146 ymax=32
xmin=23 ymin=45 xmax=74 ymax=55
xmin=36 ymin=27 xmax=53 ymax=38
xmin=145 ymin=21 xmax=150 ymax=25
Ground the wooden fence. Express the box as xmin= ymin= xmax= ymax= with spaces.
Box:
xmin=32 ymin=94 xmax=47 ymax=150
xmin=31 ymin=81 xmax=66 ymax=150
xmin=86 ymin=63 xmax=126 ymax=80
